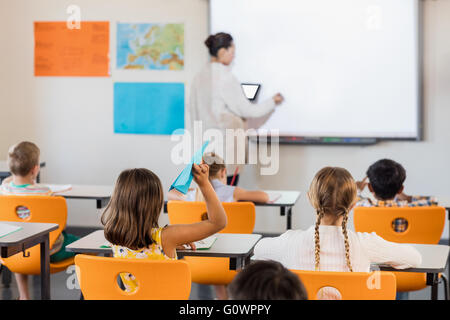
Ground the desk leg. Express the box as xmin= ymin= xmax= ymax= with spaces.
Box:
xmin=287 ymin=207 xmax=292 ymax=230
xmin=96 ymin=199 xmax=110 ymax=209
xmin=280 ymin=207 xmax=293 ymax=230
xmin=40 ymin=235 xmax=50 ymax=300
xmin=1 ymin=265 xmax=12 ymax=288
xmin=427 ymin=273 xmax=439 ymax=300
xmin=432 ymin=280 xmax=439 ymax=301
xmin=229 ymin=258 xmax=236 ymax=271
xmin=244 ymin=255 xmax=251 ymax=268
xmin=229 ymin=258 xmax=246 ymax=271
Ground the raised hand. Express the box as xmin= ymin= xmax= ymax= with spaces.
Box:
xmin=192 ymin=163 xmax=210 ymax=187
xmin=356 ymin=176 xmax=368 ymax=192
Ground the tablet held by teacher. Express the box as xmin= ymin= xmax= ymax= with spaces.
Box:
xmin=189 ymin=32 xmax=284 ymax=185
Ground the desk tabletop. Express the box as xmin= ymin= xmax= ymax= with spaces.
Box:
xmin=437 ymin=196 xmax=450 ymax=209
xmin=52 ymin=184 xmax=113 ymax=199
xmin=177 ymin=233 xmax=262 ymax=258
xmin=66 ymin=230 xmax=108 ymax=254
xmin=66 ymin=230 xmax=262 ymax=258
xmin=376 ymin=243 xmax=449 ymax=273
xmin=164 ymin=190 xmax=301 ymax=208
xmin=0 ymin=221 xmax=58 ymax=246
xmin=256 ymin=190 xmax=301 ymax=207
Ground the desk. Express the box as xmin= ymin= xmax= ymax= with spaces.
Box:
xmin=164 ymin=190 xmax=301 ymax=230
xmin=0 ymin=161 xmax=46 ymax=183
xmin=373 ymin=243 xmax=449 ymax=300
xmin=66 ymin=230 xmax=262 ymax=270
xmin=52 ymin=184 xmax=112 ymax=209
xmin=0 ymin=221 xmax=58 ymax=300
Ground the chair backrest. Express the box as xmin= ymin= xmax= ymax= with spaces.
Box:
xmin=354 ymin=206 xmax=444 ymax=292
xmin=0 ymin=195 xmax=67 ymax=274
xmin=167 ymin=201 xmax=254 ymax=285
xmin=353 ymin=206 xmax=445 ymax=244
xmin=167 ymin=201 xmax=255 ymax=234
xmin=75 ymin=254 xmax=191 ymax=300
xmin=290 ymin=270 xmax=397 ymax=300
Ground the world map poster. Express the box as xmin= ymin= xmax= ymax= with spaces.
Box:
xmin=117 ymin=23 xmax=184 ymax=71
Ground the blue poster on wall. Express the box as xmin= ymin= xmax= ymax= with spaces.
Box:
xmin=114 ymin=82 xmax=185 ymax=135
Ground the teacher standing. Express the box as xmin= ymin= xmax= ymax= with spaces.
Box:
xmin=189 ymin=33 xmax=284 ymax=185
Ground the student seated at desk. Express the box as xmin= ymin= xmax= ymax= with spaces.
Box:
xmin=253 ymin=167 xmax=421 ymax=300
xmin=168 ymin=152 xmax=269 ymax=203
xmin=355 ymin=158 xmax=437 ymax=300
xmin=101 ymin=165 xmax=227 ymax=294
xmin=0 ymin=141 xmax=79 ymax=300
xmin=355 ymin=158 xmax=438 ymax=232
xmin=228 ymin=260 xmax=308 ymax=300
xmin=169 ymin=152 xmax=268 ymax=300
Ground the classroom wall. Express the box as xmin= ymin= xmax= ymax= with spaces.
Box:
xmin=0 ymin=0 xmax=449 ymax=238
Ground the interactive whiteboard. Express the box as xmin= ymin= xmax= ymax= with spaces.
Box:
xmin=210 ymin=0 xmax=421 ymax=140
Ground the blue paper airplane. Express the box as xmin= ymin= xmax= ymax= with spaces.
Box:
xmin=169 ymin=141 xmax=210 ymax=194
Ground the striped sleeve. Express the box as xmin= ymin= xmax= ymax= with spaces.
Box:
xmin=1 ymin=183 xmax=52 ymax=196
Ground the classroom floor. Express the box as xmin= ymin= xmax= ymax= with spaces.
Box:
xmin=0 ymin=227 xmax=448 ymax=300
xmin=0 ymin=272 xmax=448 ymax=300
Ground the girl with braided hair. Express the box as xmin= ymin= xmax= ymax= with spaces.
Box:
xmin=253 ymin=167 xmax=422 ymax=299
xmin=309 ymin=167 xmax=355 ymax=273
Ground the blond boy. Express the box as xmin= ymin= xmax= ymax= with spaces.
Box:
xmin=1 ymin=142 xmax=77 ymax=299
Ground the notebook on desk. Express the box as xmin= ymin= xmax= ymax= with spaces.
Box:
xmin=100 ymin=241 xmax=112 ymax=248
xmin=0 ymin=223 xmax=22 ymax=239
xmin=182 ymin=235 xmax=217 ymax=250
xmin=194 ymin=236 xmax=217 ymax=250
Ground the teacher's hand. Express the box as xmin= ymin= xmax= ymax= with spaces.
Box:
xmin=273 ymin=93 xmax=284 ymax=105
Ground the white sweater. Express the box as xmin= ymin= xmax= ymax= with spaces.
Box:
xmin=189 ymin=62 xmax=276 ymax=173
xmin=253 ymin=225 xmax=422 ymax=272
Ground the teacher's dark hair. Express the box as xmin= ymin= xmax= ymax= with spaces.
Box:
xmin=228 ymin=260 xmax=308 ymax=300
xmin=205 ymin=32 xmax=233 ymax=57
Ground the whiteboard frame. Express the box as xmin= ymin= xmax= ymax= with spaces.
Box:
xmin=208 ymin=0 xmax=424 ymax=144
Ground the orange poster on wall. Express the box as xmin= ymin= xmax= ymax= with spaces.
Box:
xmin=34 ymin=21 xmax=109 ymax=77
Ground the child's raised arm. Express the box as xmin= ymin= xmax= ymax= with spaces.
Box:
xmin=161 ymin=163 xmax=227 ymax=258
xmin=233 ymin=187 xmax=269 ymax=203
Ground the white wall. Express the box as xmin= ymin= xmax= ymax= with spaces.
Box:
xmin=0 ymin=0 xmax=449 ymax=239
xmin=0 ymin=0 xmax=210 ymax=227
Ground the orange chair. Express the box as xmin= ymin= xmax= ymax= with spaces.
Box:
xmin=75 ymin=254 xmax=191 ymax=300
xmin=290 ymin=270 xmax=397 ymax=300
xmin=0 ymin=195 xmax=74 ymax=275
xmin=167 ymin=201 xmax=255 ymax=285
xmin=354 ymin=206 xmax=448 ymax=297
